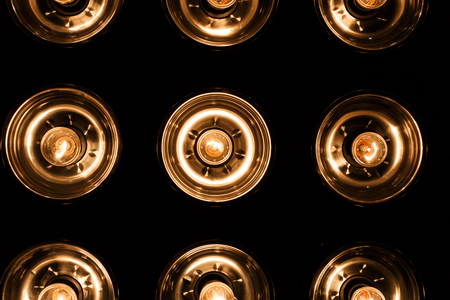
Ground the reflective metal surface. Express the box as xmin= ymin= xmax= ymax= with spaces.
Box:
xmin=156 ymin=242 xmax=274 ymax=300
xmin=6 ymin=0 xmax=123 ymax=45
xmin=310 ymin=242 xmax=424 ymax=300
xmin=1 ymin=85 xmax=121 ymax=200
xmin=314 ymin=0 xmax=428 ymax=52
xmin=0 ymin=241 xmax=118 ymax=300
xmin=313 ymin=91 xmax=424 ymax=205
xmin=162 ymin=0 xmax=278 ymax=48
xmin=158 ymin=89 xmax=273 ymax=203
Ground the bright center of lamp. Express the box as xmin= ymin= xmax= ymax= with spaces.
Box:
xmin=207 ymin=0 xmax=236 ymax=10
xmin=196 ymin=129 xmax=233 ymax=166
xmin=53 ymin=0 xmax=77 ymax=4
xmin=37 ymin=283 xmax=77 ymax=300
xmin=351 ymin=132 xmax=387 ymax=168
xmin=351 ymin=286 xmax=386 ymax=300
xmin=40 ymin=127 xmax=83 ymax=167
xmin=199 ymin=281 xmax=234 ymax=300
xmin=355 ymin=0 xmax=387 ymax=10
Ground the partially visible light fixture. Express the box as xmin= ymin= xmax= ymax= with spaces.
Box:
xmin=313 ymin=91 xmax=425 ymax=205
xmin=6 ymin=0 xmax=123 ymax=45
xmin=156 ymin=241 xmax=274 ymax=300
xmin=161 ymin=0 xmax=278 ymax=48
xmin=1 ymin=84 xmax=122 ymax=201
xmin=158 ymin=89 xmax=274 ymax=204
xmin=314 ymin=0 xmax=428 ymax=52
xmin=0 ymin=241 xmax=118 ymax=300
xmin=310 ymin=242 xmax=424 ymax=300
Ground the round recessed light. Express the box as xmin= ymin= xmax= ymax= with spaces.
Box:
xmin=1 ymin=84 xmax=122 ymax=201
xmin=158 ymin=89 xmax=274 ymax=203
xmin=313 ymin=91 xmax=425 ymax=205
xmin=6 ymin=0 xmax=123 ymax=45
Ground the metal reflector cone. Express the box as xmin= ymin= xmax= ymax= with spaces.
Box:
xmin=156 ymin=241 xmax=275 ymax=300
xmin=314 ymin=0 xmax=428 ymax=52
xmin=6 ymin=0 xmax=123 ymax=45
xmin=313 ymin=90 xmax=425 ymax=206
xmin=158 ymin=88 xmax=274 ymax=204
xmin=0 ymin=241 xmax=118 ymax=300
xmin=1 ymin=84 xmax=122 ymax=201
xmin=161 ymin=0 xmax=278 ymax=48
xmin=310 ymin=242 xmax=424 ymax=300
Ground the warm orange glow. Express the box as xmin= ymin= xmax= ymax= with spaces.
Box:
xmin=53 ymin=0 xmax=77 ymax=4
xmin=205 ymin=139 xmax=224 ymax=156
xmin=52 ymin=287 xmax=73 ymax=300
xmin=199 ymin=281 xmax=234 ymax=300
xmin=351 ymin=287 xmax=386 ymax=300
xmin=355 ymin=140 xmax=372 ymax=157
xmin=54 ymin=137 xmax=75 ymax=157
xmin=355 ymin=0 xmax=387 ymax=10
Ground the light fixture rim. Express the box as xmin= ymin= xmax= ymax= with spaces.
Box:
xmin=6 ymin=0 xmax=125 ymax=46
xmin=312 ymin=89 xmax=426 ymax=206
xmin=156 ymin=240 xmax=275 ymax=300
xmin=1 ymin=83 xmax=122 ymax=201
xmin=0 ymin=240 xmax=119 ymax=300
xmin=160 ymin=0 xmax=279 ymax=49
xmin=156 ymin=87 xmax=275 ymax=205
xmin=309 ymin=241 xmax=425 ymax=300
xmin=313 ymin=0 xmax=429 ymax=53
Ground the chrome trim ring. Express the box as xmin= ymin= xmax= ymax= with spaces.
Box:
xmin=156 ymin=242 xmax=274 ymax=300
xmin=162 ymin=0 xmax=278 ymax=48
xmin=158 ymin=90 xmax=273 ymax=203
xmin=6 ymin=0 xmax=123 ymax=45
xmin=2 ymin=85 xmax=121 ymax=200
xmin=314 ymin=0 xmax=428 ymax=52
xmin=310 ymin=242 xmax=424 ymax=300
xmin=0 ymin=241 xmax=118 ymax=300
xmin=313 ymin=91 xmax=424 ymax=205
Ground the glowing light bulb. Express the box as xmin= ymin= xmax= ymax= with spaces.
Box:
xmin=206 ymin=139 xmax=225 ymax=156
xmin=207 ymin=0 xmax=236 ymax=10
xmin=355 ymin=0 xmax=387 ymax=10
xmin=199 ymin=281 xmax=234 ymax=300
xmin=351 ymin=287 xmax=386 ymax=300
xmin=196 ymin=129 xmax=233 ymax=166
xmin=40 ymin=127 xmax=83 ymax=167
xmin=53 ymin=0 xmax=77 ymax=4
xmin=37 ymin=283 xmax=77 ymax=300
xmin=351 ymin=132 xmax=387 ymax=168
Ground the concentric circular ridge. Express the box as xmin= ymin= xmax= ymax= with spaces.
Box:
xmin=1 ymin=84 xmax=122 ymax=200
xmin=158 ymin=89 xmax=273 ymax=203
xmin=162 ymin=0 xmax=278 ymax=48
xmin=314 ymin=0 xmax=428 ymax=52
xmin=156 ymin=241 xmax=274 ymax=300
xmin=310 ymin=242 xmax=424 ymax=300
xmin=313 ymin=91 xmax=425 ymax=205
xmin=0 ymin=241 xmax=118 ymax=300
xmin=6 ymin=0 xmax=124 ymax=45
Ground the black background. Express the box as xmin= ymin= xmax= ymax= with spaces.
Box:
xmin=0 ymin=1 xmax=449 ymax=299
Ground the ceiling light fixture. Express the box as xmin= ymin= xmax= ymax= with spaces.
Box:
xmin=310 ymin=242 xmax=424 ymax=300
xmin=158 ymin=89 xmax=274 ymax=204
xmin=314 ymin=0 xmax=428 ymax=52
xmin=1 ymin=84 xmax=122 ymax=201
xmin=156 ymin=241 xmax=274 ymax=300
xmin=161 ymin=0 xmax=278 ymax=48
xmin=6 ymin=0 xmax=124 ymax=45
xmin=0 ymin=241 xmax=118 ymax=300
xmin=313 ymin=90 xmax=425 ymax=205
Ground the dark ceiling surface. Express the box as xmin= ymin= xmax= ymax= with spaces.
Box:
xmin=0 ymin=1 xmax=449 ymax=299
